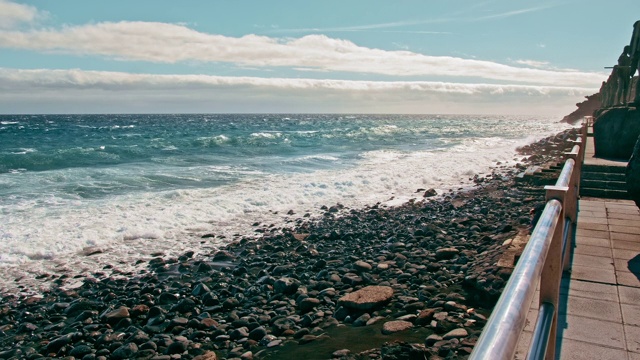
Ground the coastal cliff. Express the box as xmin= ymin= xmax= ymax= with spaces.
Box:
xmin=561 ymin=93 xmax=600 ymax=124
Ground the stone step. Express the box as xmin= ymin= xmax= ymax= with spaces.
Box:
xmin=541 ymin=168 xmax=560 ymax=173
xmin=581 ymin=171 xmax=626 ymax=181
xmin=580 ymin=187 xmax=631 ymax=200
xmin=581 ymin=179 xmax=628 ymax=191
xmin=582 ymin=164 xmax=627 ymax=174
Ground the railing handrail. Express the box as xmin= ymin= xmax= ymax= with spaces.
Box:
xmin=468 ymin=200 xmax=562 ymax=360
xmin=469 ymin=123 xmax=586 ymax=360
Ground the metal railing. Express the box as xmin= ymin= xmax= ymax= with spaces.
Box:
xmin=469 ymin=123 xmax=587 ymax=360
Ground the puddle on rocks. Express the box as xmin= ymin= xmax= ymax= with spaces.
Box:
xmin=258 ymin=321 xmax=433 ymax=360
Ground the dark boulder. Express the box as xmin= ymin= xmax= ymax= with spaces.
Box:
xmin=593 ymin=107 xmax=640 ymax=159
xmin=627 ymin=134 xmax=640 ymax=208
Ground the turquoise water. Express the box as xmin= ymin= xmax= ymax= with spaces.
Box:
xmin=0 ymin=113 xmax=571 ymax=292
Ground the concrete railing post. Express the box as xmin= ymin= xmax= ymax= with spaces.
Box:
xmin=541 ymin=185 xmax=568 ymax=360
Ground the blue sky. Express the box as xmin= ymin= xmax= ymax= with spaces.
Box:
xmin=0 ymin=0 xmax=638 ymax=115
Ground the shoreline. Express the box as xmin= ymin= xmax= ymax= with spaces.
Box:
xmin=0 ymin=127 xmax=579 ymax=360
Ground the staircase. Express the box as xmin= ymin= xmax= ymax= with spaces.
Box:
xmin=580 ymin=164 xmax=630 ymax=199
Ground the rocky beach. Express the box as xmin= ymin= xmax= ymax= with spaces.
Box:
xmin=0 ymin=127 xmax=580 ymax=360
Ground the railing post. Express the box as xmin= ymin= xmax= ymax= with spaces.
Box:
xmin=540 ymin=185 xmax=568 ymax=360
xmin=581 ymin=117 xmax=589 ymax=141
xmin=563 ymin=146 xmax=580 ymax=272
xmin=568 ymin=141 xmax=583 ymax=197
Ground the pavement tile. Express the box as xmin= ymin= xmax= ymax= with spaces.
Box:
xmin=629 ymin=352 xmax=640 ymax=360
xmin=619 ymin=286 xmax=640 ymax=304
xmin=610 ymin=218 xmax=640 ymax=226
xmin=615 ymin=258 xmax=640 ymax=273
xmin=577 ymin=222 xmax=609 ymax=231
xmin=530 ymin=289 xmax=540 ymax=310
xmin=522 ymin=307 xmax=538 ymax=332
xmin=578 ymin=216 xmax=609 ymax=225
xmin=577 ymin=228 xmax=610 ymax=239
xmin=607 ymin=208 xmax=640 ymax=215
xmin=625 ymin=324 xmax=640 ymax=353
xmin=559 ymin=279 xmax=618 ymax=302
xmin=617 ymin=272 xmax=640 ymax=288
xmin=614 ymin=249 xmax=640 ymax=261
xmin=611 ymin=225 xmax=640 ymax=235
xmin=612 ymin=232 xmax=640 ymax=242
xmin=514 ymin=330 xmax=532 ymax=360
xmin=556 ymin=338 xmax=630 ymax=360
xmin=559 ymin=296 xmax=622 ymax=322
xmin=578 ymin=211 xmax=607 ymax=218
xmin=622 ymin=304 xmax=640 ymax=327
xmin=606 ymin=203 xmax=639 ymax=210
xmin=576 ymin=236 xmax=611 ymax=248
xmin=580 ymin=200 xmax=606 ymax=207
xmin=615 ymin=259 xmax=630 ymax=273
xmin=574 ymin=244 xmax=612 ymax=257
xmin=613 ymin=240 xmax=640 ymax=251
xmin=571 ymin=253 xmax=614 ymax=270
xmin=571 ymin=265 xmax=616 ymax=284
xmin=608 ymin=213 xmax=640 ymax=221
xmin=560 ymin=315 xmax=625 ymax=349
xmin=606 ymin=202 xmax=638 ymax=208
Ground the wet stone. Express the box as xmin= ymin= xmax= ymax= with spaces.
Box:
xmin=111 ymin=342 xmax=138 ymax=360
xmin=332 ymin=349 xmax=351 ymax=358
xmin=352 ymin=313 xmax=371 ymax=327
xmin=338 ymin=285 xmax=394 ymax=311
xmin=353 ymin=260 xmax=372 ymax=272
xmin=425 ymin=334 xmax=443 ymax=346
xmin=298 ymin=297 xmax=321 ymax=313
xmin=69 ymin=344 xmax=93 ymax=358
xmin=443 ymin=328 xmax=468 ymax=340
xmin=381 ymin=320 xmax=414 ymax=335
xmin=102 ymin=306 xmax=130 ymax=325
xmin=273 ymin=277 xmax=300 ymax=295
xmin=435 ymin=247 xmax=459 ymax=260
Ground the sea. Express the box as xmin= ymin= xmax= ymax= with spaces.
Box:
xmin=0 ymin=114 xmax=573 ymax=295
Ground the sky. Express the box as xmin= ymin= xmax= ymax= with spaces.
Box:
xmin=0 ymin=1 xmax=638 ymax=116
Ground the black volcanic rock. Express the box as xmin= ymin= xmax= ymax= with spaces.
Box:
xmin=594 ymin=107 xmax=640 ymax=159
xmin=561 ymin=93 xmax=601 ymax=124
xmin=627 ymin=134 xmax=640 ymax=208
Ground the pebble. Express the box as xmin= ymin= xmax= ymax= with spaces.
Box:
xmin=381 ymin=320 xmax=414 ymax=334
xmin=443 ymin=328 xmax=469 ymax=340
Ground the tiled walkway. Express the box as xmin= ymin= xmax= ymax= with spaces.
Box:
xmin=516 ymin=199 xmax=640 ymax=359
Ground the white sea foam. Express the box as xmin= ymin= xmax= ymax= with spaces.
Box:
xmin=0 ymin=119 xmax=573 ymax=294
xmin=11 ymin=148 xmax=37 ymax=155
xmin=250 ymin=132 xmax=282 ymax=138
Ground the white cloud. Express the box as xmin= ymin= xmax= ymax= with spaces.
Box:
xmin=0 ymin=68 xmax=596 ymax=115
xmin=0 ymin=0 xmax=44 ymax=28
xmin=515 ymin=59 xmax=551 ymax=68
xmin=0 ymin=21 xmax=606 ymax=86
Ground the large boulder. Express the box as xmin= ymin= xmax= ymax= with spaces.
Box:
xmin=627 ymin=135 xmax=640 ymax=208
xmin=593 ymin=107 xmax=640 ymax=159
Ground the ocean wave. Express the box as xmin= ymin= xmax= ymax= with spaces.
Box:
xmin=0 ymin=113 xmax=574 ymax=293
xmin=10 ymin=148 xmax=37 ymax=155
xmin=250 ymin=132 xmax=282 ymax=138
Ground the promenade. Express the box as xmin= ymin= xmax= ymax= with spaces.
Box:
xmin=515 ymin=134 xmax=640 ymax=359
